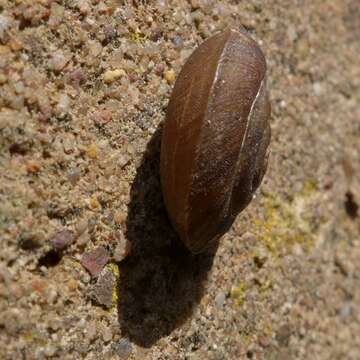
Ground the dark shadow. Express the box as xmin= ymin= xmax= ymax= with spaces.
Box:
xmin=37 ymin=250 xmax=62 ymax=268
xmin=118 ymin=124 xmax=218 ymax=348
xmin=345 ymin=191 xmax=358 ymax=219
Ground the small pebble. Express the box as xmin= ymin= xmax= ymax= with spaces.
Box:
xmin=89 ymin=195 xmax=101 ymax=209
xmin=258 ymin=335 xmax=270 ymax=348
xmin=97 ymin=2 xmax=108 ymax=14
xmin=26 ymin=160 xmax=41 ymax=174
xmin=81 ymin=247 xmax=110 ymax=277
xmin=0 ymin=14 xmax=11 ymax=44
xmin=0 ymin=45 xmax=10 ymax=55
xmin=339 ymin=302 xmax=352 ymax=320
xmin=113 ymin=231 xmax=131 ymax=262
xmin=75 ymin=219 xmax=88 ymax=236
xmin=0 ymin=73 xmax=7 ymax=84
xmin=9 ymin=37 xmax=23 ymax=51
xmin=86 ymin=322 xmax=97 ymax=341
xmin=50 ymin=51 xmax=68 ymax=72
xmin=89 ymin=267 xmax=116 ymax=308
xmin=87 ymin=144 xmax=99 ymax=159
xmin=88 ymin=40 xmax=102 ymax=57
xmin=66 ymin=68 xmax=86 ymax=88
xmin=172 ymin=35 xmax=183 ymax=49
xmin=67 ymin=167 xmax=81 ymax=185
xmin=287 ymin=25 xmax=298 ymax=43
xmin=112 ymin=338 xmax=133 ymax=359
xmin=56 ymin=94 xmax=70 ymax=114
xmin=104 ymin=69 xmax=126 ymax=83
xmin=103 ymin=24 xmax=116 ymax=44
xmin=114 ymin=211 xmax=126 ymax=225
xmin=102 ymin=326 xmax=113 ymax=342
xmin=77 ymin=0 xmax=90 ymax=15
xmin=44 ymin=345 xmax=57 ymax=357
xmin=14 ymin=81 xmax=25 ymax=94
xmin=118 ymin=153 xmax=131 ymax=168
xmin=214 ymin=292 xmax=226 ymax=309
xmin=164 ymin=69 xmax=175 ymax=83
xmin=10 ymin=96 xmax=24 ymax=111
xmin=92 ymin=109 xmax=112 ymax=126
xmin=313 ymin=82 xmax=323 ymax=96
xmin=49 ymin=229 xmax=75 ymax=251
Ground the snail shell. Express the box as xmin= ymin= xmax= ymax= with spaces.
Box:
xmin=160 ymin=27 xmax=271 ymax=254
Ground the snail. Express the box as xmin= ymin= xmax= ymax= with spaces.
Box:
xmin=160 ymin=26 xmax=271 ymax=254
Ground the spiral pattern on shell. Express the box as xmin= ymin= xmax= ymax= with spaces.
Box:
xmin=160 ymin=27 xmax=271 ymax=253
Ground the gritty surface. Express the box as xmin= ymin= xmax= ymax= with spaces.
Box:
xmin=0 ymin=0 xmax=359 ymax=359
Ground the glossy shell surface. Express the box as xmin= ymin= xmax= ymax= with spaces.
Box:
xmin=160 ymin=27 xmax=271 ymax=253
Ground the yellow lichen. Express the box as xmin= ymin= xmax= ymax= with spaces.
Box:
xmin=263 ymin=323 xmax=274 ymax=337
xmin=164 ymin=69 xmax=175 ymax=83
xmin=107 ymin=263 xmax=120 ymax=311
xmin=89 ymin=195 xmax=100 ymax=210
xmin=230 ymin=282 xmax=247 ymax=307
xmin=129 ymin=31 xmax=147 ymax=43
xmin=87 ymin=144 xmax=99 ymax=159
xmin=252 ymin=181 xmax=319 ymax=256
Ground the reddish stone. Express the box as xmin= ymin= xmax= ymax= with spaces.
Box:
xmin=92 ymin=109 xmax=112 ymax=126
xmin=81 ymin=247 xmax=110 ymax=277
xmin=49 ymin=229 xmax=75 ymax=250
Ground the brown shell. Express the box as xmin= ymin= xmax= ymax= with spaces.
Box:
xmin=160 ymin=27 xmax=271 ymax=254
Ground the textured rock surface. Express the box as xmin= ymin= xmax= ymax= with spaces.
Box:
xmin=0 ymin=0 xmax=359 ymax=359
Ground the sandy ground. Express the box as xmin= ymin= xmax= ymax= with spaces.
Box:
xmin=0 ymin=0 xmax=360 ymax=359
